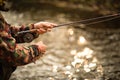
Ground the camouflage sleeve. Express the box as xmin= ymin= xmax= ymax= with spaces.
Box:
xmin=0 ymin=19 xmax=44 ymax=66
xmin=12 ymin=44 xmax=44 ymax=66
xmin=10 ymin=24 xmax=39 ymax=43
xmin=0 ymin=29 xmax=44 ymax=66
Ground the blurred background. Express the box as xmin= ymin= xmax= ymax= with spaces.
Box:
xmin=2 ymin=0 xmax=120 ymax=80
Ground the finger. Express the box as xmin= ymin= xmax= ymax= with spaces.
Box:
xmin=42 ymin=22 xmax=57 ymax=28
xmin=48 ymin=23 xmax=57 ymax=28
xmin=43 ymin=23 xmax=53 ymax=28
xmin=37 ymin=28 xmax=47 ymax=34
xmin=38 ymin=44 xmax=46 ymax=52
xmin=37 ymin=45 xmax=46 ymax=50
xmin=47 ymin=28 xmax=52 ymax=32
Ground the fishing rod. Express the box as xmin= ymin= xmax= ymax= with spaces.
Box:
xmin=16 ymin=13 xmax=120 ymax=42
xmin=17 ymin=13 xmax=120 ymax=34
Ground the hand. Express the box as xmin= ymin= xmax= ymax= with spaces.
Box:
xmin=36 ymin=41 xmax=46 ymax=54
xmin=30 ymin=41 xmax=46 ymax=62
xmin=34 ymin=22 xmax=57 ymax=34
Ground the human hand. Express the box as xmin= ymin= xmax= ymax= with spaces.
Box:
xmin=36 ymin=41 xmax=46 ymax=54
xmin=31 ymin=41 xmax=46 ymax=61
xmin=34 ymin=22 xmax=57 ymax=34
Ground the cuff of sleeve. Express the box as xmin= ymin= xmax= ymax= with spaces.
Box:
xmin=31 ymin=45 xmax=39 ymax=57
xmin=29 ymin=45 xmax=43 ymax=58
xmin=28 ymin=24 xmax=39 ymax=38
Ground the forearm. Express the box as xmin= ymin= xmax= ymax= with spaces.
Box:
xmin=0 ymin=44 xmax=44 ymax=66
xmin=12 ymin=45 xmax=44 ymax=66
xmin=0 ymin=30 xmax=44 ymax=66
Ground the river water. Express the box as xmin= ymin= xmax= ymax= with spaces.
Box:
xmin=2 ymin=2 xmax=120 ymax=80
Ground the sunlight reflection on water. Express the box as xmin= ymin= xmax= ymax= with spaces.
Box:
xmin=78 ymin=36 xmax=87 ymax=44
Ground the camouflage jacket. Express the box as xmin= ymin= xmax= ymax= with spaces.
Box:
xmin=0 ymin=13 xmax=44 ymax=66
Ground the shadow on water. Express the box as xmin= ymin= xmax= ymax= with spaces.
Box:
xmin=3 ymin=2 xmax=120 ymax=80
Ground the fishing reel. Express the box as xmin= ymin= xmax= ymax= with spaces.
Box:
xmin=16 ymin=31 xmax=39 ymax=43
xmin=23 ymin=33 xmax=34 ymax=43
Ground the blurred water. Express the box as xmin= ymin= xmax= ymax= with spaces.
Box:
xmin=2 ymin=2 xmax=120 ymax=80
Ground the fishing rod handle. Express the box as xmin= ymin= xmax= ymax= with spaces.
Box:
xmin=17 ymin=29 xmax=37 ymax=34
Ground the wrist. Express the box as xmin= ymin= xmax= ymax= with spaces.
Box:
xmin=28 ymin=23 xmax=35 ymax=30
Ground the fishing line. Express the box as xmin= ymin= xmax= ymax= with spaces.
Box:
xmin=55 ymin=13 xmax=120 ymax=28
xmin=84 ymin=15 xmax=120 ymax=26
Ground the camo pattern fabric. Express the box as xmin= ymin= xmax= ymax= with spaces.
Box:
xmin=0 ymin=13 xmax=44 ymax=66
